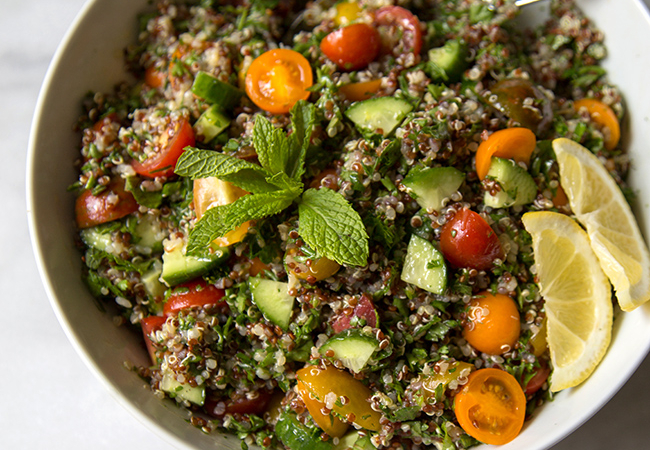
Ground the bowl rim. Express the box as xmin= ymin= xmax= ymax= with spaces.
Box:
xmin=26 ymin=1 xmax=650 ymax=449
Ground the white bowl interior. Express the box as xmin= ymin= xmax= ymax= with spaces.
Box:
xmin=27 ymin=0 xmax=650 ymax=449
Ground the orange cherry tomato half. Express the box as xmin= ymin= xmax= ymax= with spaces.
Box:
xmin=132 ymin=118 xmax=195 ymax=178
xmin=463 ymin=291 xmax=521 ymax=355
xmin=75 ymin=179 xmax=139 ymax=229
xmin=439 ymin=208 xmax=504 ymax=271
xmin=296 ymin=380 xmax=349 ymax=438
xmin=145 ymin=65 xmax=166 ymax=89
xmin=245 ymin=48 xmax=313 ymax=114
xmin=163 ymin=279 xmax=227 ymax=316
xmin=454 ymin=368 xmax=526 ymax=445
xmin=320 ymin=23 xmax=381 ymax=71
xmin=338 ymin=79 xmax=382 ymax=102
xmin=375 ymin=6 xmax=423 ymax=57
xmin=296 ymin=365 xmax=381 ymax=431
xmin=141 ymin=315 xmax=166 ymax=365
xmin=574 ymin=98 xmax=620 ymax=150
xmin=475 ymin=127 xmax=536 ymax=180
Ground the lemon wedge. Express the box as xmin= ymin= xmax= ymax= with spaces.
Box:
xmin=553 ymin=138 xmax=650 ymax=311
xmin=522 ymin=211 xmax=612 ymax=392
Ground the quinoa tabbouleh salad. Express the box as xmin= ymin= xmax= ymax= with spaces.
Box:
xmin=71 ymin=0 xmax=650 ymax=448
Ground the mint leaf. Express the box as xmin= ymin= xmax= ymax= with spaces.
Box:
xmin=252 ymin=101 xmax=316 ymax=180
xmin=298 ymin=188 xmax=369 ymax=267
xmin=175 ymin=148 xmax=276 ymax=193
xmin=253 ymin=116 xmax=290 ymax=176
xmin=187 ymin=188 xmax=301 ymax=256
xmin=266 ymin=171 xmax=303 ymax=191
xmin=286 ymin=100 xmax=316 ymax=179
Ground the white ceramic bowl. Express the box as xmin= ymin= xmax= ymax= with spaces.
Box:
xmin=27 ymin=0 xmax=650 ymax=449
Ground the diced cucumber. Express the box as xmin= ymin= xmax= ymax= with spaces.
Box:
xmin=194 ymin=104 xmax=230 ymax=143
xmin=191 ymin=71 xmax=243 ymax=111
xmin=319 ymin=329 xmax=379 ymax=373
xmin=402 ymin=166 xmax=465 ymax=212
xmin=128 ymin=214 xmax=166 ymax=254
xmin=249 ymin=277 xmax=295 ymax=330
xmin=141 ymin=260 xmax=166 ymax=305
xmin=80 ymin=224 xmax=118 ymax=255
xmin=401 ymin=234 xmax=447 ymax=294
xmin=427 ymin=39 xmax=468 ymax=82
xmin=160 ymin=241 xmax=229 ymax=287
xmin=161 ymin=373 xmax=205 ymax=406
xmin=483 ymin=157 xmax=537 ymax=208
xmin=345 ymin=97 xmax=413 ymax=137
xmin=276 ymin=411 xmax=334 ymax=450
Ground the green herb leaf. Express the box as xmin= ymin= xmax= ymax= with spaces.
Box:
xmin=298 ymin=188 xmax=369 ymax=267
xmin=253 ymin=115 xmax=291 ymax=176
xmin=286 ymin=100 xmax=316 ymax=179
xmin=124 ymin=176 xmax=162 ymax=209
xmin=187 ymin=188 xmax=301 ymax=256
xmin=175 ymin=148 xmax=276 ymax=194
xmin=252 ymin=101 xmax=316 ymax=180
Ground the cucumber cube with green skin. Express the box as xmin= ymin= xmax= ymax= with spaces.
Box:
xmin=141 ymin=260 xmax=166 ymax=305
xmin=345 ymin=97 xmax=413 ymax=137
xmin=319 ymin=329 xmax=379 ymax=373
xmin=194 ymin=104 xmax=230 ymax=143
xmin=160 ymin=242 xmax=229 ymax=287
xmin=80 ymin=225 xmax=117 ymax=255
xmin=191 ymin=71 xmax=243 ymax=111
xmin=428 ymin=39 xmax=469 ymax=82
xmin=161 ymin=373 xmax=205 ymax=406
xmin=249 ymin=277 xmax=295 ymax=330
xmin=401 ymin=234 xmax=447 ymax=294
xmin=276 ymin=412 xmax=334 ymax=450
xmin=129 ymin=213 xmax=166 ymax=254
xmin=402 ymin=166 xmax=465 ymax=212
xmin=483 ymin=157 xmax=537 ymax=208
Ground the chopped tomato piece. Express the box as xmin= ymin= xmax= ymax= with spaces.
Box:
xmin=245 ymin=48 xmax=313 ymax=114
xmin=144 ymin=65 xmax=166 ymax=89
xmin=524 ymin=362 xmax=551 ymax=395
xmin=334 ymin=1 xmax=362 ymax=26
xmin=296 ymin=364 xmax=381 ymax=431
xmin=475 ymin=127 xmax=536 ymax=180
xmin=75 ymin=179 xmax=139 ymax=229
xmin=296 ymin=380 xmax=349 ymax=437
xmin=205 ymin=390 xmax=273 ymax=417
xmin=338 ymin=79 xmax=382 ymax=102
xmin=439 ymin=208 xmax=504 ymax=271
xmin=463 ymin=291 xmax=521 ymax=355
xmin=163 ymin=279 xmax=226 ymax=316
xmin=332 ymin=294 xmax=378 ymax=334
xmin=320 ymin=23 xmax=381 ymax=71
xmin=141 ymin=315 xmax=166 ymax=365
xmin=454 ymin=368 xmax=526 ymax=445
xmin=375 ymin=6 xmax=423 ymax=58
xmin=132 ymin=118 xmax=195 ymax=178
xmin=574 ymin=98 xmax=620 ymax=150
xmin=285 ymin=247 xmax=340 ymax=282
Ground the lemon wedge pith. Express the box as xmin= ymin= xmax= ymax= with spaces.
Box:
xmin=553 ymin=137 xmax=650 ymax=311
xmin=522 ymin=211 xmax=612 ymax=392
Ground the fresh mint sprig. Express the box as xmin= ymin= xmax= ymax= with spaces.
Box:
xmin=175 ymin=100 xmax=369 ymax=267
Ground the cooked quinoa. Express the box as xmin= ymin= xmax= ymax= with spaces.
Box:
xmin=72 ymin=0 xmax=628 ymax=448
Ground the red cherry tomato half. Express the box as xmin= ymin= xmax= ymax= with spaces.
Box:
xmin=524 ymin=362 xmax=551 ymax=396
xmin=141 ymin=315 xmax=166 ymax=365
xmin=439 ymin=208 xmax=504 ymax=271
xmin=320 ymin=23 xmax=381 ymax=71
xmin=332 ymin=294 xmax=378 ymax=334
xmin=454 ymin=368 xmax=526 ymax=445
xmin=132 ymin=118 xmax=195 ymax=178
xmin=75 ymin=179 xmax=139 ymax=229
xmin=375 ymin=6 xmax=423 ymax=57
xmin=163 ymin=279 xmax=227 ymax=316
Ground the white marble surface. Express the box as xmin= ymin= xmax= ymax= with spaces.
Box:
xmin=2 ymin=0 xmax=650 ymax=449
